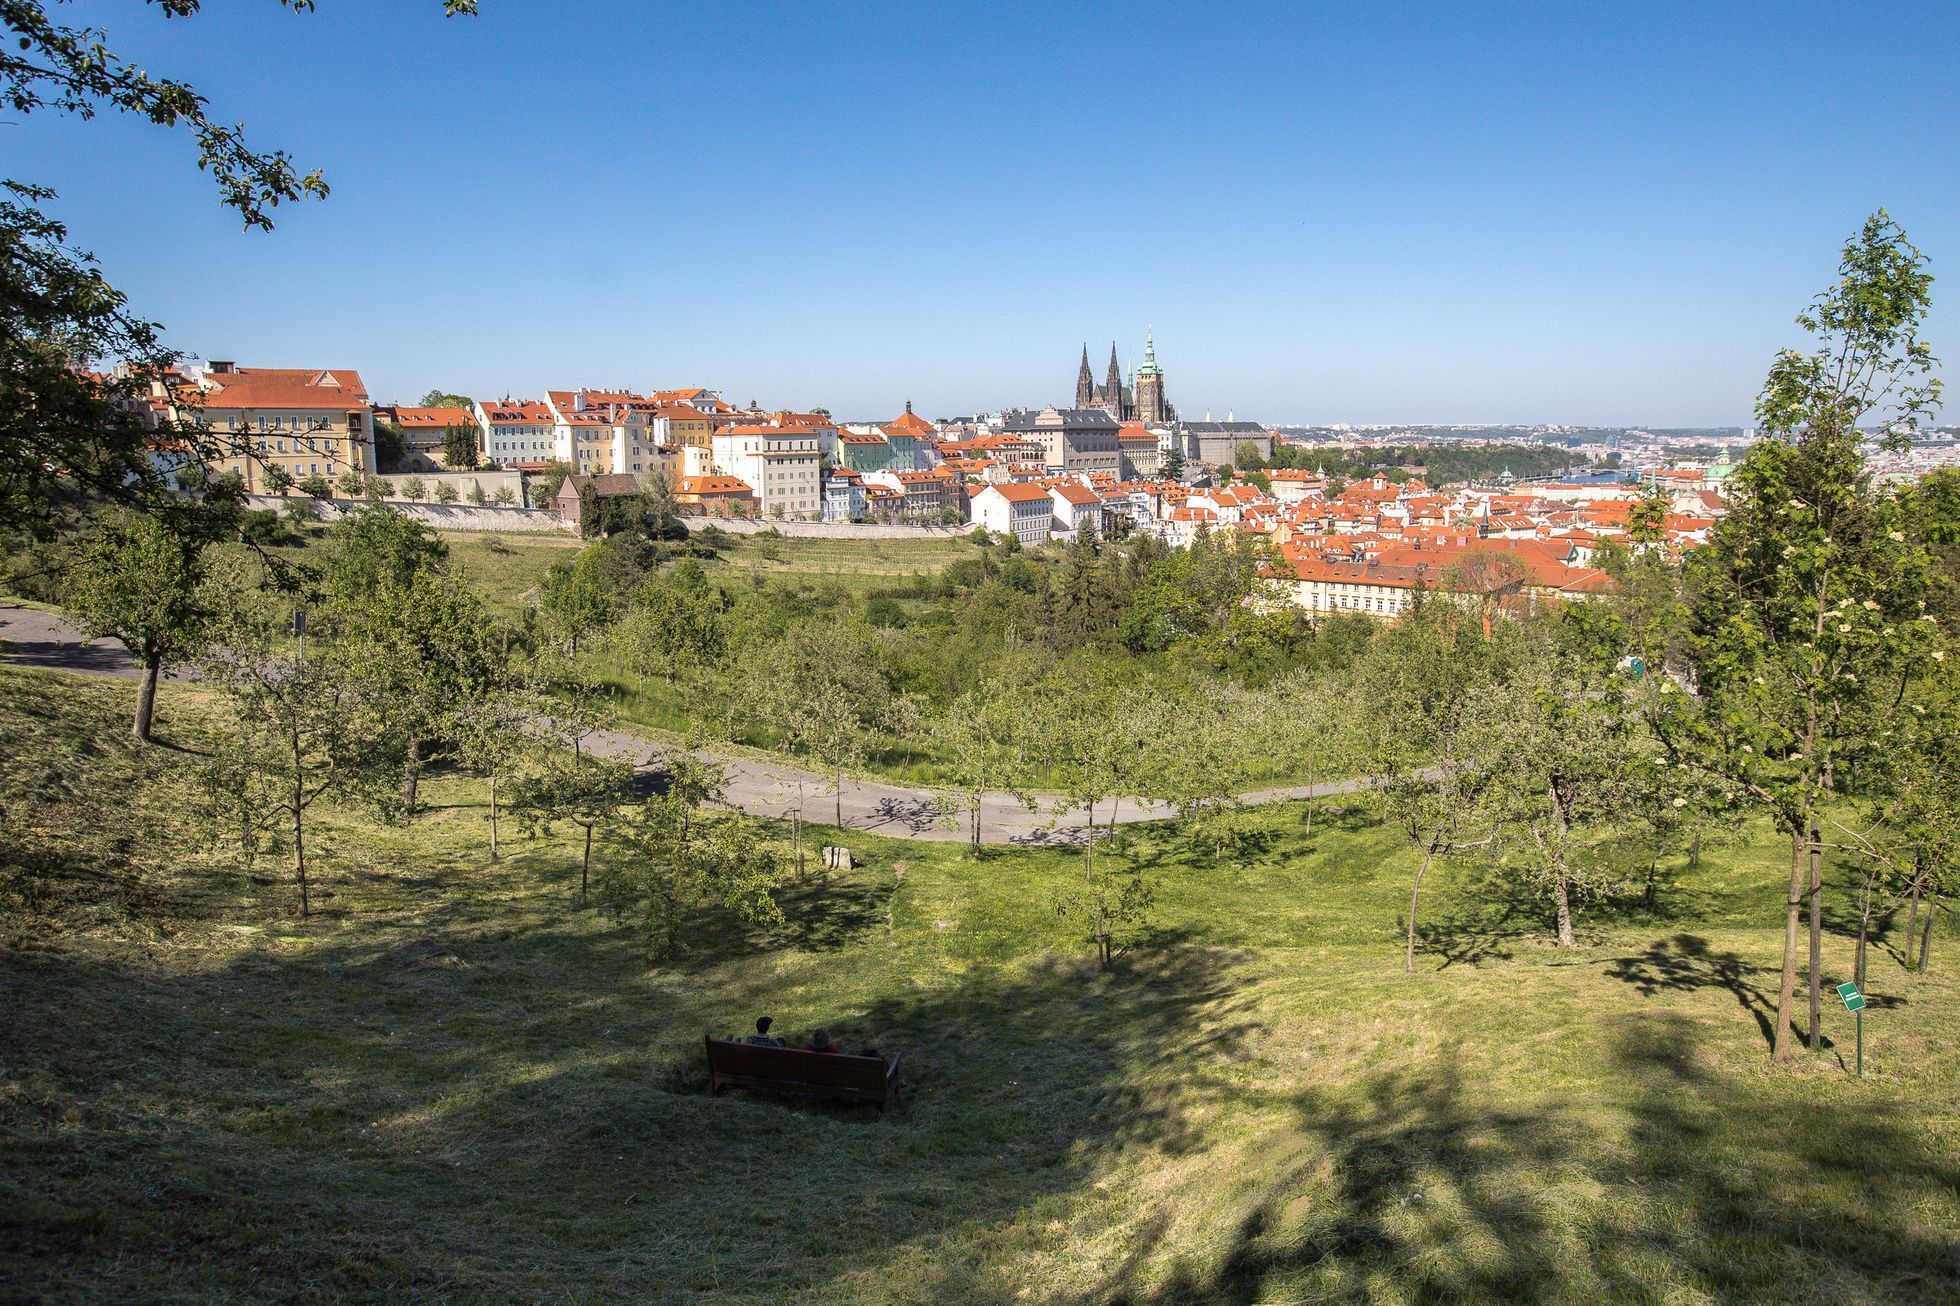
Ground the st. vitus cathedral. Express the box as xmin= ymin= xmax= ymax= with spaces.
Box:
xmin=1073 ymin=331 xmax=1175 ymax=425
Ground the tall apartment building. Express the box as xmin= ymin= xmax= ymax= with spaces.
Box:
xmin=476 ymin=399 xmax=556 ymax=466
xmin=711 ymin=424 xmax=822 ymax=519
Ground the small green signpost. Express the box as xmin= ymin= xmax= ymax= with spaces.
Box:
xmin=1837 ymin=982 xmax=1866 ymax=1075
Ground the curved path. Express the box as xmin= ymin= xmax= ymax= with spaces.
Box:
xmin=2 ymin=603 xmax=1363 ymax=845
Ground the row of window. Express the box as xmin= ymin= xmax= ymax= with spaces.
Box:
xmin=229 ymin=415 xmax=335 ymax=432
xmin=1305 ymin=588 xmax=1406 ymax=614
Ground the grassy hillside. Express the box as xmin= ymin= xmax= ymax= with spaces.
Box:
xmin=258 ymin=523 xmax=981 ymax=618
xmin=2 ymin=666 xmax=1956 ymax=1302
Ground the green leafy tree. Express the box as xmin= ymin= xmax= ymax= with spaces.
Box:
xmin=421 ymin=390 xmax=474 ymax=409
xmin=400 ymin=474 xmax=426 ymax=502
xmin=300 ymin=473 xmax=331 ymax=499
xmin=540 ymin=545 xmax=616 ymax=654
xmin=261 ymin=464 xmax=294 ymax=496
xmin=612 ymin=572 xmax=726 ymax=691
xmin=1045 ymin=525 xmax=1112 ymax=648
xmin=1474 ymin=632 xmax=1640 ymax=948
xmin=1120 ymin=530 xmax=1299 ymax=673
xmin=345 ymin=567 xmax=504 ymax=816
xmin=747 ymin=626 xmax=899 ymax=827
xmin=202 ymin=628 xmax=394 ymax=918
xmin=1669 ymin=210 xmax=1942 ymax=1061
xmin=1054 ymin=865 xmax=1154 ymax=971
xmin=603 ymin=750 xmax=785 ymax=960
xmin=434 ymin=480 xmax=459 ymax=504
xmin=319 ymin=503 xmax=448 ymax=600
xmin=509 ymin=749 xmax=630 ymax=907
xmin=1822 ymin=618 xmax=1958 ymax=981
xmin=1354 ymin=615 xmax=1500 ymax=971
xmin=333 ymin=469 xmax=365 ymax=498
xmin=932 ymin=676 xmax=1034 ymax=855
xmin=63 ymin=511 xmax=220 ymax=741
xmin=1269 ymin=671 xmax=1356 ymax=839
xmin=493 ymin=485 xmax=516 ymax=506
xmin=453 ymin=688 xmax=552 ymax=862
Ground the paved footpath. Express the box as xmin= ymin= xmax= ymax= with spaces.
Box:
xmin=2 ymin=603 xmax=1362 ymax=845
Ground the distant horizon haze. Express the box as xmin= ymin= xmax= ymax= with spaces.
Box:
xmin=12 ymin=1 xmax=1956 ymax=428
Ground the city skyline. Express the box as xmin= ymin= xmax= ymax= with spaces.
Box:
xmin=12 ymin=1 xmax=1958 ymax=424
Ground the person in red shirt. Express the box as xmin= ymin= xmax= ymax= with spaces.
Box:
xmin=803 ymin=1027 xmax=839 ymax=1053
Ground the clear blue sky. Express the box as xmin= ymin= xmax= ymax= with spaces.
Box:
xmin=12 ymin=1 xmax=1959 ymax=425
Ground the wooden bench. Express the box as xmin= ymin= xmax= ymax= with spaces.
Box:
xmin=704 ymin=1037 xmax=901 ymax=1111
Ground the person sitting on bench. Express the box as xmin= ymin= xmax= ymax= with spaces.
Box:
xmin=803 ymin=1027 xmax=840 ymax=1053
xmin=743 ymin=1016 xmax=786 ymax=1047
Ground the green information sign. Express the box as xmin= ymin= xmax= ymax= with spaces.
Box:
xmin=1837 ymin=981 xmax=1866 ymax=1012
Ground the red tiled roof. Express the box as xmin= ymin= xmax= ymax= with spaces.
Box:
xmin=677 ymin=475 xmax=754 ymax=496
xmin=394 ymin=406 xmax=474 ymax=427
xmin=982 ymin=482 xmax=1053 ymax=504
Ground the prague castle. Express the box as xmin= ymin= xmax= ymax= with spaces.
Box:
xmin=1074 ymin=331 xmax=1175 ymax=426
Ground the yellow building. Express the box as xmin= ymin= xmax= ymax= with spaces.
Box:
xmin=175 ymin=363 xmax=376 ymax=491
xmin=655 ymin=401 xmax=715 ymax=452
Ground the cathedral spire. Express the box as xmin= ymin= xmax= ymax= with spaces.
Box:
xmin=1104 ymin=343 xmax=1123 ymax=419
xmin=1075 ymin=343 xmax=1095 ymax=409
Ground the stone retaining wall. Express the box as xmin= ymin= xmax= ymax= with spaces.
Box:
xmin=247 ymin=495 xmax=570 ymax=533
xmin=675 ymin=516 xmax=974 ymax=540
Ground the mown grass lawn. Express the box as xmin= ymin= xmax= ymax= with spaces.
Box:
xmin=2 ymin=667 xmax=1956 ymax=1302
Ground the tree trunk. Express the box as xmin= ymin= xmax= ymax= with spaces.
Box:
xmin=971 ymin=799 xmax=981 ymax=857
xmin=293 ymin=801 xmax=309 ymax=919
xmin=1905 ymin=872 xmax=1924 ymax=970
xmin=1303 ymin=757 xmax=1317 ymax=837
xmin=489 ymin=771 xmax=500 ymax=862
xmin=1405 ymin=841 xmax=1435 ymax=973
xmin=401 ymin=734 xmax=421 ymax=817
xmin=1547 ymin=779 xmax=1575 ymax=949
xmin=1855 ymin=908 xmax=1870 ymax=989
xmin=1921 ymin=895 xmax=1940 ymax=974
xmin=133 ymin=652 xmax=161 ymax=743
xmin=835 ymin=765 xmax=844 ymax=830
xmin=1808 ymin=824 xmax=1823 ymax=1052
xmin=1772 ymin=822 xmax=1806 ymax=1061
xmin=1084 ymin=804 xmax=1095 ymax=884
xmin=580 ymin=824 xmax=593 ymax=906
xmin=292 ymin=712 xmax=309 ymax=918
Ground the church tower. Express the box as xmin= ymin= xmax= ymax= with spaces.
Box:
xmin=1075 ymin=344 xmax=1096 ymax=409
xmin=1102 ymin=343 xmax=1125 ymax=421
xmin=1133 ymin=328 xmax=1172 ymax=425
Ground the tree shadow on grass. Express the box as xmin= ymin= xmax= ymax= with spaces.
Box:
xmin=0 ymin=888 xmax=1283 ymax=1301
xmin=1074 ymin=1015 xmax=1960 ymax=1305
xmin=1601 ymin=932 xmax=1781 ymax=1049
